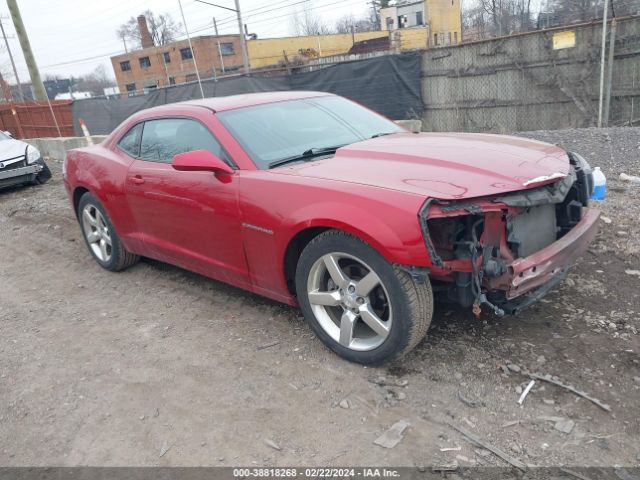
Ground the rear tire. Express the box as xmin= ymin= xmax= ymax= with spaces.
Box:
xmin=295 ymin=230 xmax=433 ymax=365
xmin=77 ymin=192 xmax=139 ymax=272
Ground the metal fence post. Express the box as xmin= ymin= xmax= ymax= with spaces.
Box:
xmin=597 ymin=0 xmax=610 ymax=128
xmin=603 ymin=17 xmax=617 ymax=127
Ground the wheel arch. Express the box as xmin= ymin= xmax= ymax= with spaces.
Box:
xmin=281 ymin=219 xmax=407 ymax=295
xmin=283 ymin=226 xmax=331 ymax=294
xmin=72 ymin=186 xmax=90 ymax=218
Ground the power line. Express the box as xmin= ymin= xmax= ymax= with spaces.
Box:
xmin=191 ymin=0 xmax=366 ymax=35
xmin=31 ymin=0 xmax=314 ymax=61
xmin=37 ymin=0 xmax=369 ymax=70
xmin=200 ymin=0 xmax=312 ymax=27
xmin=42 ymin=51 xmax=122 ymax=69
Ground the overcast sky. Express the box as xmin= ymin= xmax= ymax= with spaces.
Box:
xmin=0 ymin=0 xmax=372 ymax=83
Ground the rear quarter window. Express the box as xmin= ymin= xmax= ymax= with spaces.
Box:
xmin=117 ymin=123 xmax=143 ymax=157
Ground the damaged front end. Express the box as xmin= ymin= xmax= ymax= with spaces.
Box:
xmin=419 ymin=153 xmax=600 ymax=316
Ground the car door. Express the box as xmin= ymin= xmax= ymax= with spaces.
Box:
xmin=124 ymin=117 xmax=249 ymax=287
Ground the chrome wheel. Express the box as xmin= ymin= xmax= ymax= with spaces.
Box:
xmin=306 ymin=252 xmax=392 ymax=351
xmin=82 ymin=204 xmax=112 ymax=262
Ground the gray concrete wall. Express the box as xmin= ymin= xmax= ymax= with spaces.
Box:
xmin=421 ymin=17 xmax=640 ymax=132
xmin=25 ymin=136 xmax=107 ymax=160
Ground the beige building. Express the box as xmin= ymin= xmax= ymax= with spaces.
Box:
xmin=381 ymin=0 xmax=462 ymax=46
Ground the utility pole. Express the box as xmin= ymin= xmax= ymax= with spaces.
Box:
xmin=195 ymin=0 xmax=250 ymax=74
xmin=234 ymin=0 xmax=250 ymax=74
xmin=213 ymin=17 xmax=225 ymax=74
xmin=597 ymin=0 xmax=610 ymax=128
xmin=6 ymin=0 xmax=47 ymax=101
xmin=178 ymin=0 xmax=205 ymax=99
xmin=0 ymin=17 xmax=23 ymax=101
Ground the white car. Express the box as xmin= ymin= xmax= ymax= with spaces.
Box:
xmin=0 ymin=130 xmax=51 ymax=189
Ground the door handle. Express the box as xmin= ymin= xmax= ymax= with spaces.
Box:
xmin=130 ymin=175 xmax=145 ymax=185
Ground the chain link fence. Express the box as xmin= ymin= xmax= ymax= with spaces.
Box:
xmin=422 ymin=16 xmax=640 ymax=132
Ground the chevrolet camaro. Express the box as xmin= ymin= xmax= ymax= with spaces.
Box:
xmin=63 ymin=91 xmax=600 ymax=364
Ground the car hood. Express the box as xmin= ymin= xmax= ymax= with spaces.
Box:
xmin=0 ymin=139 xmax=28 ymax=161
xmin=274 ymin=133 xmax=571 ymax=200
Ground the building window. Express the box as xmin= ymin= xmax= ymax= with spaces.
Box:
xmin=434 ymin=33 xmax=439 ymax=46
xmin=219 ymin=42 xmax=235 ymax=55
xmin=120 ymin=61 xmax=131 ymax=72
xmin=454 ymin=31 xmax=458 ymax=44
xmin=139 ymin=56 xmax=151 ymax=68
xmin=447 ymin=32 xmax=452 ymax=45
xmin=180 ymin=47 xmax=193 ymax=60
xmin=416 ymin=11 xmax=423 ymax=25
xmin=185 ymin=73 xmax=198 ymax=82
xmin=125 ymin=83 xmax=136 ymax=92
xmin=440 ymin=33 xmax=445 ymax=45
xmin=168 ymin=76 xmax=176 ymax=85
xmin=163 ymin=52 xmax=171 ymax=63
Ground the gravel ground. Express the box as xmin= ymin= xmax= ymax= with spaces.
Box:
xmin=0 ymin=127 xmax=639 ymax=468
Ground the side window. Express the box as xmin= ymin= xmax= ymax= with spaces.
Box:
xmin=139 ymin=118 xmax=229 ymax=164
xmin=117 ymin=123 xmax=143 ymax=157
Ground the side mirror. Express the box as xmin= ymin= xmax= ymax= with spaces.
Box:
xmin=172 ymin=149 xmax=234 ymax=175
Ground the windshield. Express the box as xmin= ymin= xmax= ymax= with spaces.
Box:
xmin=217 ymin=96 xmax=403 ymax=169
xmin=0 ymin=131 xmax=11 ymax=141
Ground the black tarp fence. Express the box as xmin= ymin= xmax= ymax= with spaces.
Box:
xmin=72 ymin=52 xmax=423 ymax=136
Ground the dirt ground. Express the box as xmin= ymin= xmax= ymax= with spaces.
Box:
xmin=0 ymin=127 xmax=639 ymax=468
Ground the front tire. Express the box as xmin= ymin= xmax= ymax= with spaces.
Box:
xmin=295 ymin=230 xmax=433 ymax=365
xmin=33 ymin=159 xmax=52 ymax=185
xmin=77 ymin=192 xmax=139 ymax=272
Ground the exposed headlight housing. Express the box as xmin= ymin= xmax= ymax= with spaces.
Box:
xmin=569 ymin=152 xmax=594 ymax=205
xmin=26 ymin=145 xmax=41 ymax=164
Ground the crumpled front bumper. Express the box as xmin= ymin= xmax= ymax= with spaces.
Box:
xmin=502 ymin=207 xmax=601 ymax=300
xmin=0 ymin=163 xmax=42 ymax=188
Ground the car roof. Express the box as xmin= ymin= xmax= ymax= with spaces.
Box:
xmin=143 ymin=91 xmax=334 ymax=116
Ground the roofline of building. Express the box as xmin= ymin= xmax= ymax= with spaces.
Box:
xmin=110 ymin=34 xmax=241 ymax=60
xmin=382 ymin=0 xmax=425 ymax=8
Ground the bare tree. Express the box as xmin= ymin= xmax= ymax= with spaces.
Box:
xmin=75 ymin=65 xmax=116 ymax=97
xmin=291 ymin=5 xmax=333 ymax=36
xmin=117 ymin=10 xmax=182 ymax=50
xmin=369 ymin=0 xmax=391 ymax=29
xmin=463 ymin=0 xmax=537 ymax=40
xmin=334 ymin=14 xmax=376 ymax=34
xmin=547 ymin=0 xmax=603 ymax=23
xmin=462 ymin=0 xmax=490 ymax=39
xmin=546 ymin=0 xmax=639 ymax=23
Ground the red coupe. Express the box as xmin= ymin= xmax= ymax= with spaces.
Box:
xmin=64 ymin=91 xmax=600 ymax=364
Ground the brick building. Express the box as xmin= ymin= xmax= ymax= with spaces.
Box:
xmin=110 ymin=15 xmax=243 ymax=95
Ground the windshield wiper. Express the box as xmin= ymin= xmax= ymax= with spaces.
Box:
xmin=370 ymin=132 xmax=398 ymax=139
xmin=268 ymin=145 xmax=345 ymax=169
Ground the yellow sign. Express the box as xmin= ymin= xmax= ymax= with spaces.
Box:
xmin=553 ymin=31 xmax=576 ymax=50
